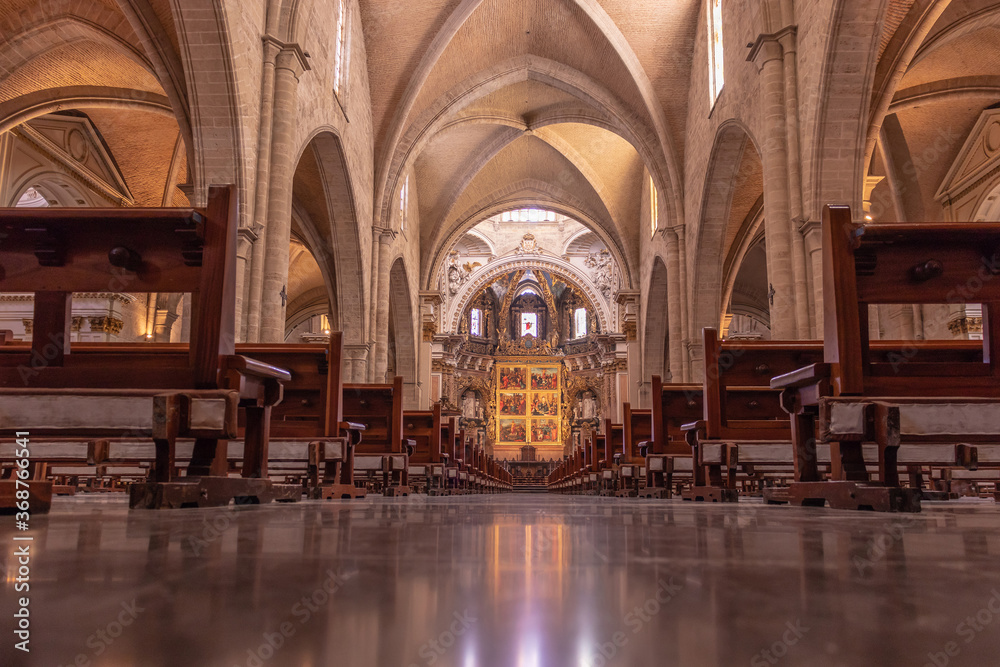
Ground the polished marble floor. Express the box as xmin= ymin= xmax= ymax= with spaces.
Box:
xmin=4 ymin=494 xmax=1000 ymax=667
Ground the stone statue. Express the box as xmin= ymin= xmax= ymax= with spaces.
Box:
xmin=581 ymin=391 xmax=596 ymax=419
xmin=462 ymin=391 xmax=478 ymax=419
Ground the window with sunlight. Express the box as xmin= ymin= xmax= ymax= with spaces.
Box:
xmin=708 ymin=0 xmax=724 ymax=104
xmin=574 ymin=308 xmax=588 ymax=339
xmin=471 ymin=308 xmax=482 ymax=337
xmin=399 ymin=175 xmax=409 ymax=231
xmin=333 ymin=0 xmax=348 ymax=96
xmin=650 ymin=177 xmax=658 ymax=238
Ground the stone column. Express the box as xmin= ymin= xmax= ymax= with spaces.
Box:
xmin=372 ymin=230 xmax=395 ymax=381
xmin=245 ymin=37 xmax=282 ymax=343
xmin=750 ymin=35 xmax=797 ymax=339
xmin=259 ymin=44 xmax=309 ymax=343
xmin=664 ymin=228 xmax=685 ymax=383
xmin=343 ymin=343 xmax=370 ymax=383
xmin=367 ymin=228 xmax=381 ymax=380
xmin=777 ymin=27 xmax=811 ymax=338
xmin=418 ymin=291 xmax=443 ymax=409
xmin=615 ymin=291 xmax=641 ymax=408
xmin=674 ymin=226 xmax=690 ymax=381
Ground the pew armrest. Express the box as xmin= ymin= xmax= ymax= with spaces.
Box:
xmin=223 ymin=355 xmax=292 ymax=382
xmin=222 ymin=355 xmax=291 ymax=407
xmin=681 ymin=420 xmax=706 ymax=449
xmin=770 ymin=363 xmax=830 ymax=390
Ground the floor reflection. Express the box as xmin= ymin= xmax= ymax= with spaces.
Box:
xmin=3 ymin=496 xmax=1000 ymax=666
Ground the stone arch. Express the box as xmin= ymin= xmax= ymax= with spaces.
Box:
xmin=388 ymin=258 xmax=418 ymax=407
xmin=447 ymin=256 xmax=612 ymax=335
xmin=424 ymin=180 xmax=631 ymax=291
xmin=644 ymin=257 xmax=671 ymax=383
xmin=0 ymin=88 xmax=174 ymax=135
xmin=690 ymin=121 xmax=761 ymax=343
xmin=805 ymin=0 xmax=887 ymax=221
xmin=168 ymin=0 xmax=244 ymax=208
xmin=293 ymin=128 xmax=367 ymax=343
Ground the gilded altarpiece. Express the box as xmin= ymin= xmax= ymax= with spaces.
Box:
xmin=494 ymin=358 xmax=563 ymax=458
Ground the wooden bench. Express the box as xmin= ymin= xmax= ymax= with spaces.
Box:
xmin=772 ymin=206 xmax=1000 ymax=512
xmin=680 ymin=330 xmax=823 ymax=503
xmin=639 ymin=376 xmax=703 ymax=498
xmin=236 ymin=334 xmax=366 ymax=500
xmin=0 ymin=186 xmax=297 ymax=510
xmin=403 ymin=403 xmax=445 ymax=494
xmin=596 ymin=420 xmax=619 ymax=496
xmin=614 ymin=403 xmax=650 ymax=497
xmin=344 ymin=376 xmax=412 ymax=496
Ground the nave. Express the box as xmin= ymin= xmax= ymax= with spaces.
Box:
xmin=8 ymin=494 xmax=1000 ymax=667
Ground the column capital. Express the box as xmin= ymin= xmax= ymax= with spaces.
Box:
xmin=774 ymin=25 xmax=798 ymax=54
xmin=273 ymin=41 xmax=311 ymax=79
xmin=343 ymin=343 xmax=371 ymax=360
xmin=747 ymin=32 xmax=785 ymax=69
xmin=378 ymin=228 xmax=397 ymax=245
xmin=798 ymin=218 xmax=821 ymax=238
xmin=261 ymin=35 xmax=283 ymax=63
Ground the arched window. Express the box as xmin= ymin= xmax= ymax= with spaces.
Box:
xmin=333 ymin=0 xmax=349 ymax=97
xmin=649 ymin=176 xmax=658 ymax=238
xmin=470 ymin=308 xmax=482 ymax=337
xmin=708 ymin=0 xmax=724 ymax=104
xmin=574 ymin=308 xmax=588 ymax=339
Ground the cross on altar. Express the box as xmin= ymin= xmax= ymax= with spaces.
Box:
xmin=280 ymin=285 xmax=288 ymax=307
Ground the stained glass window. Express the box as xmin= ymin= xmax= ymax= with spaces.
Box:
xmin=521 ymin=313 xmax=538 ymax=338
xmin=471 ymin=308 xmax=482 ymax=337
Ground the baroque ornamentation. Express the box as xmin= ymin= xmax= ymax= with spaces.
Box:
xmin=948 ymin=316 xmax=984 ymax=336
xmin=584 ymin=249 xmax=615 ymax=299
xmin=88 ymin=316 xmax=124 ymax=335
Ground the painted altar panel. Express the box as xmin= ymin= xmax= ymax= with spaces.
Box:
xmin=495 ymin=360 xmax=562 ymax=452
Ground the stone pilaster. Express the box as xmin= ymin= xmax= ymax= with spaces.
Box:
xmin=235 ymin=224 xmax=260 ymax=343
xmin=664 ymin=227 xmax=686 ymax=382
xmin=800 ymin=219 xmax=823 ymax=337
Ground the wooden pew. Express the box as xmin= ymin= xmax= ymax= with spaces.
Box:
xmin=403 ymin=403 xmax=444 ymax=493
xmin=0 ymin=186 xmax=297 ymax=511
xmin=641 ymin=376 xmax=703 ymax=498
xmin=236 ymin=334 xmax=365 ymax=499
xmin=772 ymin=206 xmax=1000 ymax=512
xmin=0 ymin=335 xmax=369 ymax=499
xmin=615 ymin=403 xmax=650 ymax=497
xmin=344 ymin=376 xmax=412 ymax=496
xmin=597 ymin=420 xmax=619 ymax=495
xmin=681 ymin=330 xmax=823 ymax=503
